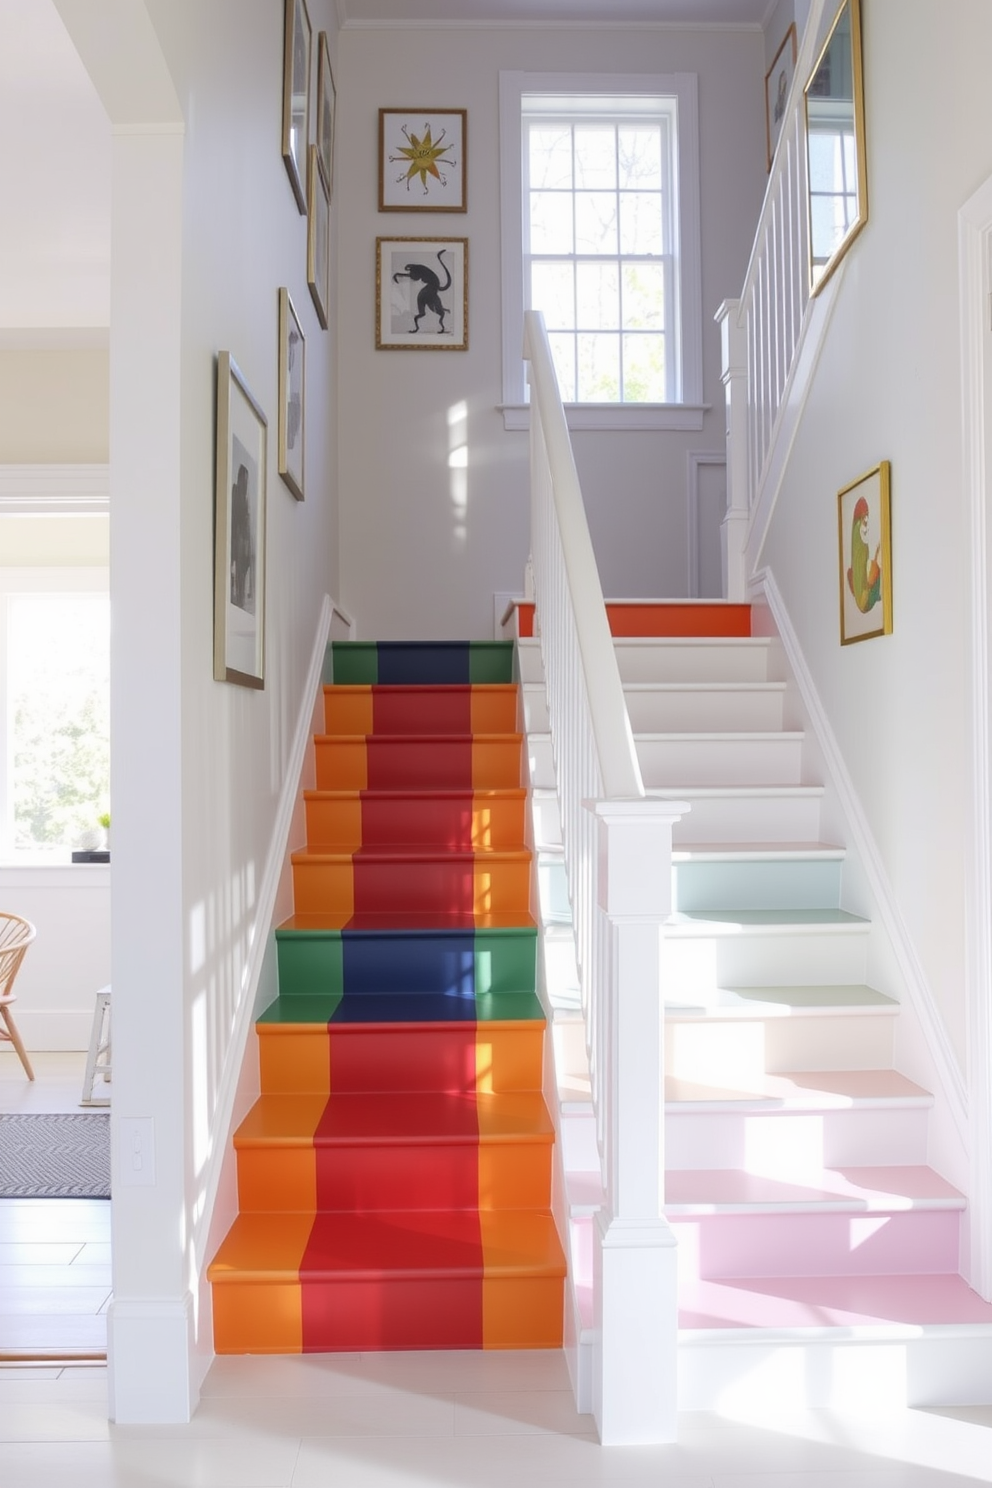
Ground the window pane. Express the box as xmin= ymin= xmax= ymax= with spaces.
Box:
xmin=576 ymin=261 xmax=619 ymax=329
xmin=531 ymin=261 xmax=576 ymax=328
xmin=529 ymin=125 xmax=572 ymax=189
xmin=577 ymin=333 xmax=620 ymax=401
xmin=575 ymin=192 xmax=618 ymax=253
xmin=807 ymin=130 xmax=847 ymax=192
xmin=574 ymin=126 xmax=616 ymax=189
xmin=622 ymin=262 xmax=666 ymax=329
xmin=619 ymin=192 xmax=664 ymax=255
xmin=618 ymin=127 xmax=662 ymax=190
xmin=622 ymin=333 xmax=667 ymax=401
xmin=530 ymin=191 xmax=574 ymax=253
xmin=10 ymin=593 xmax=110 ymax=849
xmin=548 ymin=332 xmax=577 ymax=400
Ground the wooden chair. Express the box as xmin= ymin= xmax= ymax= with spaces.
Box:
xmin=0 ymin=912 xmax=36 ymax=1080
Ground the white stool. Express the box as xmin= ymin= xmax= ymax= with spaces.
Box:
xmin=81 ymin=988 xmax=111 ymax=1107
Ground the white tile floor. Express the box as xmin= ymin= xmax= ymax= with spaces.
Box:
xmin=3 ymin=1056 xmax=992 ymax=1484
xmin=0 ymin=1352 xmax=991 ymax=1488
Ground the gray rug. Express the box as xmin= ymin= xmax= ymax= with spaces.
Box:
xmin=0 ymin=1112 xmax=110 ymax=1198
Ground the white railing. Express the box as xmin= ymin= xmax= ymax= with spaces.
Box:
xmin=523 ymin=311 xmax=686 ymax=1445
xmin=717 ymin=0 xmax=835 ymax=596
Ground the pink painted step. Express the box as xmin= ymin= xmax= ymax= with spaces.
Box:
xmin=679 ymin=1273 xmax=992 ymax=1330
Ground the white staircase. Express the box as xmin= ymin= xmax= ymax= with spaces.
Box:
xmin=516 ymin=609 xmax=992 ymax=1413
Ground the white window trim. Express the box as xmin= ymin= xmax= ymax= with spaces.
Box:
xmin=499 ymin=69 xmax=705 ymax=433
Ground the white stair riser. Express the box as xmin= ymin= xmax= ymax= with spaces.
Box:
xmin=543 ymin=933 xmax=580 ymax=1010
xmin=614 ymin=640 xmax=773 ymax=684
xmin=527 ymin=735 xmax=556 ymax=791
xmin=515 ymin=641 xmax=544 ymax=684
xmin=538 ymin=856 xmax=571 ymax=923
xmin=678 ymin=1332 xmax=992 ymax=1411
xmin=524 ymin=685 xmax=787 ymax=735
xmin=672 ymin=1209 xmax=961 ymax=1281
xmin=673 ymin=857 xmax=842 ymax=912
xmin=531 ymin=790 xmax=562 ymax=848
xmin=666 ymin=1105 xmax=932 ymax=1171
xmin=665 ymin=1012 xmax=896 ymax=1080
xmin=626 ymin=688 xmax=786 ymax=734
xmin=663 ymin=927 xmax=869 ymax=989
xmin=637 ymin=734 xmax=804 ymax=788
xmin=668 ymin=792 xmax=824 ymax=844
xmin=560 ymin=1105 xmax=599 ymax=1172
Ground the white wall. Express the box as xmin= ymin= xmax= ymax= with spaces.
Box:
xmin=335 ymin=22 xmax=766 ymax=638
xmin=0 ymin=350 xmax=109 ymax=462
xmin=757 ymin=0 xmax=992 ymax=1069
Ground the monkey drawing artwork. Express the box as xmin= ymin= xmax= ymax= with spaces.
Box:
xmin=392 ymin=249 xmax=452 ymax=335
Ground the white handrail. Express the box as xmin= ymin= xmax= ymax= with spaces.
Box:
xmin=523 ymin=310 xmax=684 ymax=1444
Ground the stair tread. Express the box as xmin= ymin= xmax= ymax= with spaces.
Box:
xmin=668 ymin=908 xmax=869 ymax=932
xmin=258 ymin=991 xmax=545 ymax=1027
xmin=303 ymin=787 xmax=527 ymax=801
xmin=317 ymin=731 xmax=523 ymax=743
xmin=324 ymin=683 xmax=517 ymax=695
xmin=673 ymin=843 xmax=844 ymax=860
xmin=678 ymin=1272 xmax=992 ymax=1330
xmin=292 ymin=847 xmax=530 ymax=863
xmin=666 ymin=1165 xmax=964 ymax=1212
xmin=666 ymin=1067 xmax=932 ymax=1107
xmin=648 ymin=785 xmax=824 ymax=798
xmin=235 ymin=1091 xmax=555 ymax=1146
xmin=665 ymin=984 xmax=898 ymax=1017
xmin=210 ymin=1210 xmax=566 ymax=1282
xmin=278 ymin=911 xmax=539 ymax=932
xmin=637 ymin=730 xmax=804 ymax=742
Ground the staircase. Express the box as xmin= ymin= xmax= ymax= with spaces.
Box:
xmin=209 ymin=639 xmax=566 ymax=1354
xmin=512 ymin=598 xmax=992 ymax=1409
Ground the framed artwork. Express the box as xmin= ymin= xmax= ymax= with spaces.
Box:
xmin=278 ymin=288 xmax=305 ymax=501
xmin=378 ymin=109 xmax=466 ymax=212
xmin=316 ymin=32 xmax=336 ymax=197
xmin=838 ymin=460 xmax=892 ymax=645
xmin=214 ymin=353 xmax=267 ymax=687
xmin=765 ymin=23 xmax=797 ymax=170
xmin=376 ymin=237 xmax=468 ymax=350
xmin=308 ymin=146 xmax=330 ymax=329
xmin=281 ymin=0 xmax=312 ymax=213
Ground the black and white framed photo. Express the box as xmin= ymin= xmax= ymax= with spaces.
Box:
xmin=376 ymin=237 xmax=468 ymax=350
xmin=278 ymin=288 xmax=305 ymax=501
xmin=378 ymin=109 xmax=466 ymax=212
xmin=281 ymin=0 xmax=312 ymax=213
xmin=214 ymin=353 xmax=267 ymax=687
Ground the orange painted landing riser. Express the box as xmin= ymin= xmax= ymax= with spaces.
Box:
xmin=509 ymin=599 xmax=752 ymax=638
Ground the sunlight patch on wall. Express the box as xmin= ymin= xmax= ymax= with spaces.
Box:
xmin=448 ymin=400 xmax=468 ymax=544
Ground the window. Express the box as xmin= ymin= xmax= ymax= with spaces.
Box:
xmin=0 ymin=511 xmax=110 ymax=862
xmin=500 ymin=72 xmax=703 ymax=430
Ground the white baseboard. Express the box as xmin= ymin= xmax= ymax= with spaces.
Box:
xmin=14 ymin=1010 xmax=93 ymax=1051
xmin=108 ymin=1294 xmax=197 ymax=1423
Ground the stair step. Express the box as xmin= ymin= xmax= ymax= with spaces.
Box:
xmin=209 ymin=1209 xmax=566 ymax=1352
xmin=636 ymin=731 xmax=805 ymax=787
xmin=665 ymin=908 xmax=870 ymax=988
xmin=234 ymin=1090 xmax=556 ymax=1214
xmin=323 ymin=684 xmax=518 ymax=737
xmin=315 ymin=733 xmax=522 ymax=790
xmin=329 ymin=639 xmax=514 ymax=686
xmin=274 ymin=921 xmax=537 ymax=999
xmin=651 ymin=786 xmax=825 ymax=845
xmin=303 ymin=788 xmax=527 ymax=850
xmin=613 ymin=637 xmax=775 ymax=684
xmin=290 ymin=846 xmax=532 ymax=917
xmin=522 ymin=681 xmax=789 ymax=735
xmin=672 ymin=847 xmax=844 ymax=911
xmin=507 ymin=599 xmax=752 ymax=640
xmin=678 ymin=1272 xmax=992 ymax=1332
xmin=667 ymin=1164 xmax=964 ymax=1214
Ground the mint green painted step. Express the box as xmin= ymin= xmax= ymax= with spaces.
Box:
xmin=672 ymin=851 xmax=845 ymax=913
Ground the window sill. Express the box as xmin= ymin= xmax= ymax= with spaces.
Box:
xmin=499 ymin=402 xmax=708 ymax=432
xmin=0 ymin=860 xmax=111 ymax=888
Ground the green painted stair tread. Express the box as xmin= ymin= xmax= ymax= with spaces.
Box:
xmin=664 ymin=984 xmax=899 ymax=1016
xmin=257 ymin=991 xmax=546 ymax=1027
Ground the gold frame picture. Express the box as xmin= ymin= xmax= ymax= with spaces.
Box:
xmin=765 ymin=23 xmax=797 ymax=171
xmin=376 ymin=237 xmax=468 ymax=350
xmin=278 ymin=288 xmax=305 ymax=501
xmin=308 ymin=146 xmax=330 ymax=330
xmin=214 ymin=353 xmax=267 ymax=687
xmin=281 ymin=0 xmax=312 ymax=214
xmin=838 ymin=460 xmax=892 ymax=645
xmin=316 ymin=32 xmax=336 ymax=197
xmin=378 ymin=109 xmax=466 ymax=212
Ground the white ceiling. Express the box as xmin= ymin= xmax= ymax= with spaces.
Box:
xmin=340 ymin=0 xmax=771 ymax=23
xmin=0 ymin=0 xmax=770 ymax=342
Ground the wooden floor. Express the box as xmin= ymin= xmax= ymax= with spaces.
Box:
xmin=0 ymin=1051 xmax=110 ymax=1358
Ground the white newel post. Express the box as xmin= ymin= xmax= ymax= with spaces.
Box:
xmin=590 ymin=798 xmax=688 ymax=1446
xmin=715 ymin=299 xmax=749 ymax=601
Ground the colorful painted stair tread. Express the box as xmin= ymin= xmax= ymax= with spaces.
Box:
xmin=209 ymin=641 xmax=566 ymax=1354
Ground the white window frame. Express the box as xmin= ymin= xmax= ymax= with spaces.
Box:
xmin=499 ymin=70 xmax=704 ymax=432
